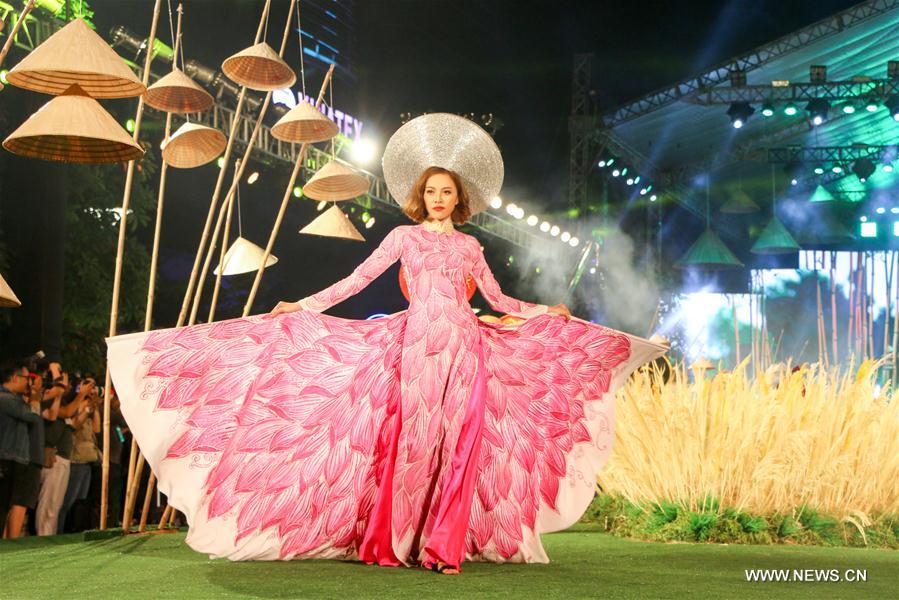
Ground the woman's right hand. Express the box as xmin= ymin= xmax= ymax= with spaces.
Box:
xmin=269 ymin=300 xmax=304 ymax=317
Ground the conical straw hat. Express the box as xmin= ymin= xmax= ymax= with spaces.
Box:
xmin=161 ymin=122 xmax=226 ymax=168
xmin=144 ymin=69 xmax=214 ymax=113
xmin=212 ymin=236 xmax=278 ymax=276
xmin=0 ymin=272 xmax=22 ymax=308
xmin=303 ymin=161 xmax=370 ymax=201
xmin=221 ymin=42 xmax=296 ymax=91
xmin=271 ymin=101 xmax=338 ymax=143
xmin=720 ymin=190 xmax=759 ymax=214
xmin=7 ymin=18 xmax=144 ymax=98
xmin=3 ymin=84 xmax=144 ymax=163
xmin=300 ymin=204 xmax=365 ymax=241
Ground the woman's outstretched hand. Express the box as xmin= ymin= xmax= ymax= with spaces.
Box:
xmin=548 ymin=303 xmax=571 ymax=320
xmin=269 ymin=300 xmax=303 ymax=317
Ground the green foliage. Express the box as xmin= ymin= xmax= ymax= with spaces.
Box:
xmin=60 ymin=153 xmax=157 ymax=374
xmin=580 ymin=493 xmax=899 ymax=549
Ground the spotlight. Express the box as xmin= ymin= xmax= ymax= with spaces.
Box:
xmin=589 ymin=267 xmax=596 ymax=274
xmin=634 ymin=176 xmax=641 ymax=184
xmin=813 ymin=166 xmax=825 ymax=175
xmin=550 ymin=226 xmax=560 ymax=237
xmin=0 ymin=69 xmax=8 ymax=85
xmin=125 ymin=118 xmax=135 ymax=133
xmin=876 ymin=207 xmax=886 ymax=214
xmin=527 ymin=215 xmax=538 ymax=226
xmin=365 ymin=217 xmax=376 ymax=229
xmin=791 ymin=179 xmax=799 ymax=186
xmin=217 ymin=156 xmax=225 ymax=169
xmin=860 ymin=222 xmax=877 ymax=238
xmin=860 ymin=216 xmax=868 ymax=222
xmin=852 ymin=158 xmax=875 ymax=182
xmin=650 ymin=194 xmax=658 ymax=202
xmin=865 ymin=97 xmax=880 ymax=112
xmin=886 ymin=95 xmax=899 ymax=121
xmin=639 ymin=188 xmax=648 ymax=196
xmin=726 ymin=102 xmax=754 ymax=129
xmin=892 ymin=208 xmax=899 ymax=214
xmin=761 ymin=103 xmax=775 ymax=117
xmin=569 ymin=237 xmax=580 ymax=247
xmin=883 ymin=162 xmax=895 ymax=173
xmin=626 ymin=177 xmax=634 ymax=185
xmin=350 ymin=138 xmax=377 ymax=165
xmin=505 ymin=203 xmax=518 ymax=216
xmin=247 ymin=171 xmax=260 ymax=185
xmin=560 ymin=231 xmax=571 ymax=242
xmin=317 ymin=200 xmax=327 ymax=211
xmin=832 ymin=164 xmax=844 ymax=174
xmin=806 ymin=99 xmax=830 ymax=125
xmin=842 ymin=103 xmax=857 ymax=114
xmin=611 ymin=168 xmax=621 ymax=177
xmin=490 ymin=196 xmax=503 ymax=209
xmin=293 ymin=186 xmax=302 ymax=198
xmin=783 ymin=102 xmax=799 ymax=116
xmin=540 ymin=221 xmax=550 ymax=232
xmin=598 ymin=156 xmax=616 ymax=168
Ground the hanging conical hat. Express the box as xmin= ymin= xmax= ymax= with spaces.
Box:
xmin=271 ymin=101 xmax=339 ymax=143
xmin=674 ymin=229 xmax=744 ymax=270
xmin=720 ymin=190 xmax=759 ymax=214
xmin=7 ymin=18 xmax=144 ymax=98
xmin=303 ymin=161 xmax=370 ymax=201
xmin=751 ymin=216 xmax=800 ymax=254
xmin=2 ymin=84 xmax=144 ymax=163
xmin=300 ymin=204 xmax=365 ymax=241
xmin=0 ymin=273 xmax=21 ymax=308
xmin=144 ymin=68 xmax=214 ymax=113
xmin=161 ymin=122 xmax=226 ymax=168
xmin=221 ymin=42 xmax=296 ymax=91
xmin=212 ymin=236 xmax=278 ymax=276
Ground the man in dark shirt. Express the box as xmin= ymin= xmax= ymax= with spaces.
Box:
xmin=0 ymin=359 xmax=41 ymax=538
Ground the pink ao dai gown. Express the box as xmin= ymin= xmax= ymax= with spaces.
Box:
xmin=107 ymin=223 xmax=665 ymax=566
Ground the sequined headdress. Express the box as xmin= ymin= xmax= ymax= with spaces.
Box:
xmin=381 ymin=113 xmax=503 ymax=217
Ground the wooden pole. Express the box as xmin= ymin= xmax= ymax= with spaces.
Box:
xmin=188 ymin=0 xmax=296 ymax=325
xmin=174 ymin=0 xmax=272 ymax=329
xmin=207 ymin=169 xmax=237 ymax=322
xmin=201 ymin=164 xmax=242 ymax=322
xmin=122 ymin=4 xmax=184 ymax=532
xmin=100 ymin=0 xmax=162 ymax=531
xmin=137 ymin=471 xmax=156 ymax=533
xmin=892 ymin=251 xmax=899 ymax=388
xmin=830 ymin=251 xmax=838 ymax=366
xmin=242 ymin=63 xmax=336 ymax=317
xmin=0 ymin=0 xmax=35 ymax=69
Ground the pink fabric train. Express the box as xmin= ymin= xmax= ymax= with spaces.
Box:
xmin=107 ymin=224 xmax=665 ymax=564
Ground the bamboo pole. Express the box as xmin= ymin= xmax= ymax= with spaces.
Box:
xmin=138 ymin=471 xmax=156 ymax=533
xmin=100 ymin=0 xmax=162 ymax=531
xmin=122 ymin=4 xmax=184 ymax=533
xmin=892 ymin=251 xmax=899 ymax=388
xmin=175 ymin=0 xmax=272 ymax=329
xmin=242 ymin=63 xmax=336 ymax=317
xmin=207 ymin=173 xmax=236 ymax=322
xmin=0 ymin=0 xmax=35 ymax=69
xmin=884 ymin=252 xmax=893 ymax=359
xmin=732 ymin=297 xmax=740 ymax=369
xmin=188 ymin=0 xmax=296 ymax=325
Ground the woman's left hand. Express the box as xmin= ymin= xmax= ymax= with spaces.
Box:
xmin=548 ymin=303 xmax=571 ymax=320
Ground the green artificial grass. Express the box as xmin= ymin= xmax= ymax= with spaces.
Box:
xmin=582 ymin=494 xmax=899 ymax=549
xmin=1 ymin=524 xmax=896 ymax=599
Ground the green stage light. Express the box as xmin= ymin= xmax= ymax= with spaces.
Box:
xmin=783 ymin=103 xmax=799 ymax=116
xmin=216 ymin=156 xmax=225 ymax=169
xmin=0 ymin=69 xmax=8 ymax=85
xmin=761 ymin=103 xmax=775 ymax=117
xmin=293 ymin=186 xmax=302 ymax=198
xmin=125 ymin=119 xmax=135 ymax=133
xmin=860 ymin=222 xmax=877 ymax=238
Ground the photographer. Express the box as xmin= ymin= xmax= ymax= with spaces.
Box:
xmin=0 ymin=359 xmax=42 ymax=538
xmin=57 ymin=378 xmax=100 ymax=534
xmin=35 ymin=362 xmax=74 ymax=535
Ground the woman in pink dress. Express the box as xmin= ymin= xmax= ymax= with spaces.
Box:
xmin=106 ymin=113 xmax=665 ymax=573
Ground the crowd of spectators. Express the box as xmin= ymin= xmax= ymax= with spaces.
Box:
xmin=0 ymin=356 xmax=130 ymax=538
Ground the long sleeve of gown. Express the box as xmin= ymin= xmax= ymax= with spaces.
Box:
xmin=298 ymin=227 xmax=404 ymax=313
xmin=470 ymin=239 xmax=549 ymax=319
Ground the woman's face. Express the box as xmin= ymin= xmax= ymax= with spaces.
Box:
xmin=423 ymin=173 xmax=458 ymax=221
